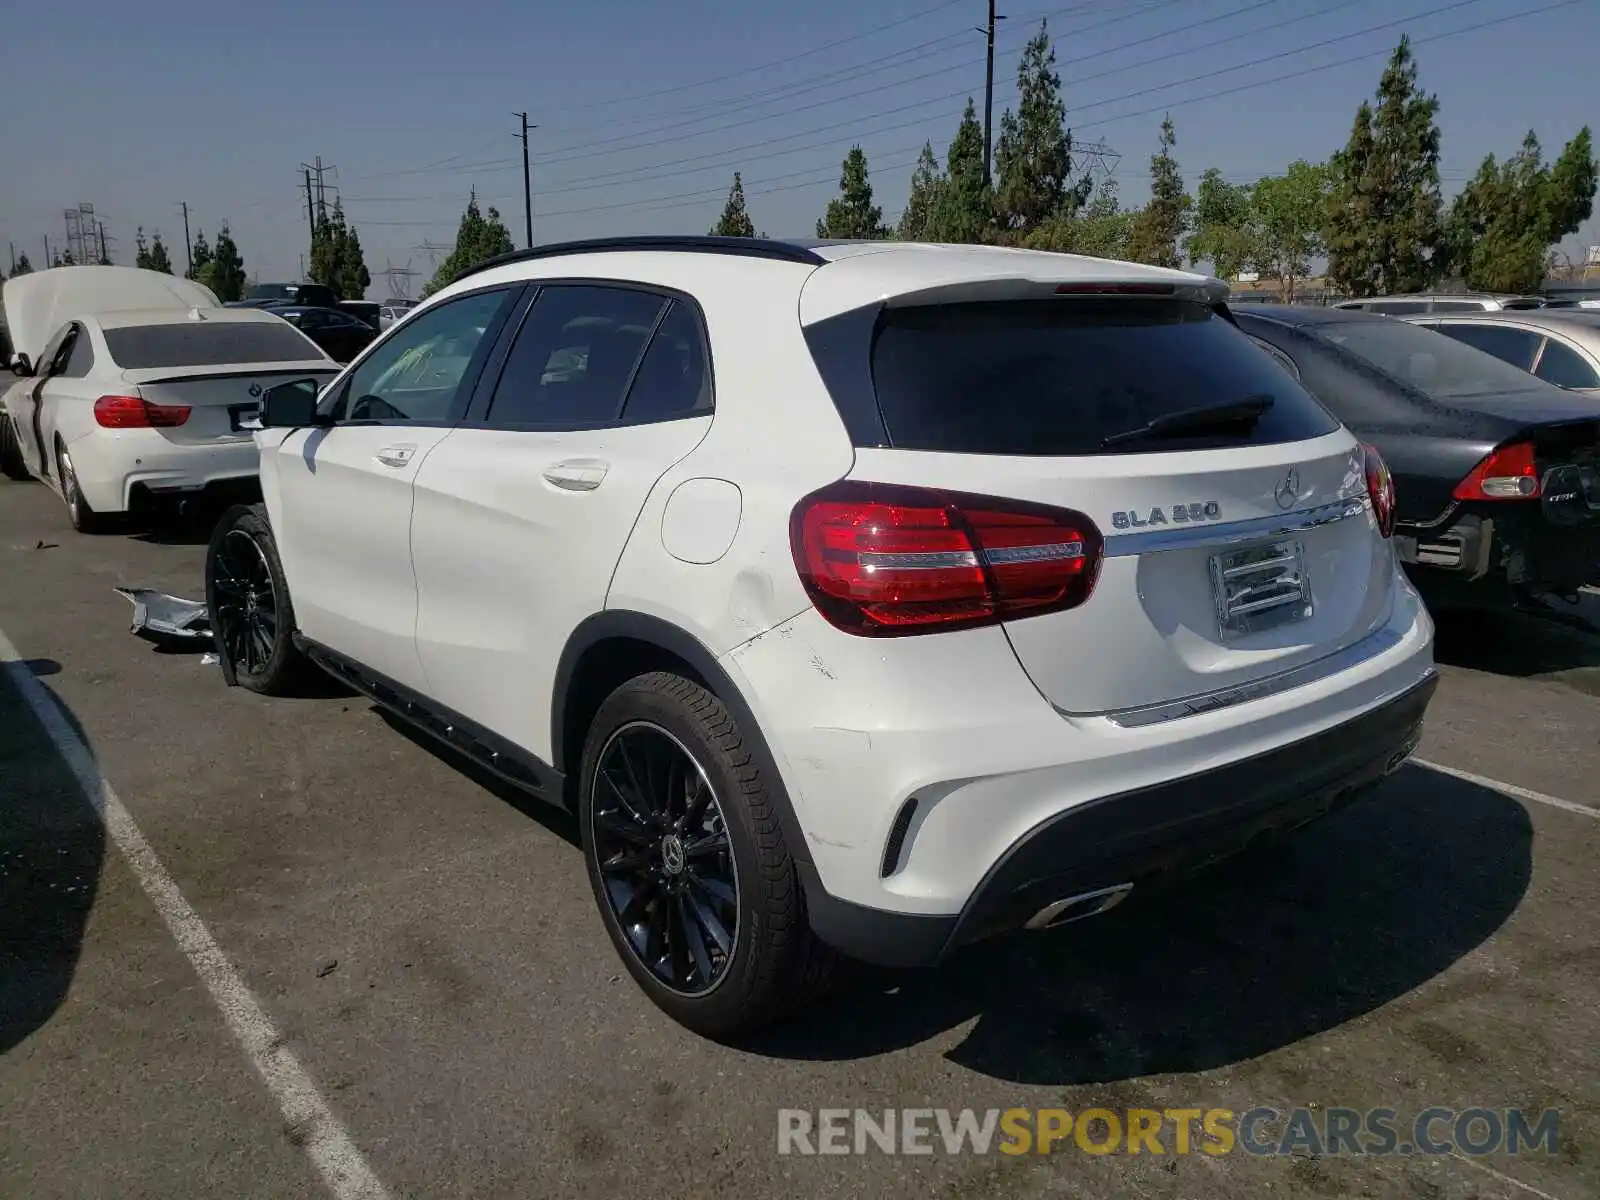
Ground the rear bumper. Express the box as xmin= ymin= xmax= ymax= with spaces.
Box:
xmin=65 ymin=429 xmax=259 ymax=513
xmin=1397 ymin=502 xmax=1600 ymax=597
xmin=806 ymin=671 xmax=1437 ymax=968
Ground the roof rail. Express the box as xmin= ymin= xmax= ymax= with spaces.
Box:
xmin=450 ymin=235 xmax=827 ymax=286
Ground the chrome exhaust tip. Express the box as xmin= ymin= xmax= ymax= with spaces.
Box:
xmin=1024 ymin=883 xmax=1134 ymax=931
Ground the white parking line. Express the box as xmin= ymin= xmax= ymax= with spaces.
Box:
xmin=0 ymin=630 xmax=390 ymax=1200
xmin=1415 ymin=758 xmax=1598 ymax=820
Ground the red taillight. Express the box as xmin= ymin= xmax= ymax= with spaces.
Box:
xmin=93 ymin=394 xmax=191 ymax=429
xmin=1361 ymin=443 xmax=1396 ymax=538
xmin=789 ymin=481 xmax=1103 ymax=636
xmin=1452 ymin=441 xmax=1540 ymax=501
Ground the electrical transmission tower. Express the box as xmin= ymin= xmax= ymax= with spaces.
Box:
xmin=413 ymin=239 xmax=450 ymax=274
xmin=1075 ymin=139 xmax=1121 ymax=184
xmin=64 ymin=203 xmax=101 ymax=264
xmin=384 ymin=258 xmax=418 ymax=301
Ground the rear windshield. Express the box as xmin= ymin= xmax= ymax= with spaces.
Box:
xmin=104 ymin=322 xmax=322 ymax=369
xmin=866 ymin=298 xmax=1340 ymax=455
xmin=1319 ymin=317 xmax=1551 ymax=400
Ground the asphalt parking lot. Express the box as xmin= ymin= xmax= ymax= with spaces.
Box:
xmin=2 ymin=480 xmax=1597 ymax=1200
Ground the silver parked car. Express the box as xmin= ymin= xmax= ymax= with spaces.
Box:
xmin=1335 ymin=292 xmax=1559 ymax=315
xmin=1400 ymin=309 xmax=1600 ymax=393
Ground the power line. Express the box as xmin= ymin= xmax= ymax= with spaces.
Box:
xmin=354 ymin=0 xmax=1364 ymax=200
xmin=335 ymin=0 xmax=1571 ymax=241
xmin=339 ymin=0 xmax=1103 ymax=186
xmin=519 ymin=0 xmax=1527 ymax=199
xmin=358 ymin=150 xmax=929 ymax=227
xmin=1074 ymin=0 xmax=1583 ymax=132
xmin=534 ymin=0 xmax=974 ymax=115
xmin=535 ymin=0 xmax=1275 ymax=168
xmin=534 ymin=0 xmax=1184 ymax=159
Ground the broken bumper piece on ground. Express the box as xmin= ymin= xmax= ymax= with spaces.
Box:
xmin=115 ymin=587 xmax=213 ymax=648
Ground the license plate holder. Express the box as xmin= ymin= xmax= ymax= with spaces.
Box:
xmin=227 ymin=402 xmax=259 ymax=433
xmin=1209 ymin=538 xmax=1313 ymax=641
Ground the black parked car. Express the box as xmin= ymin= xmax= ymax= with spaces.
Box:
xmin=1234 ymin=305 xmax=1600 ymax=615
xmin=270 ymin=305 xmax=379 ymax=364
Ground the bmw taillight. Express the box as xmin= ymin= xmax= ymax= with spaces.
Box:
xmin=790 ymin=481 xmax=1103 ymax=636
xmin=93 ymin=394 xmax=191 ymax=428
xmin=1452 ymin=441 xmax=1540 ymax=501
xmin=1361 ymin=443 xmax=1396 ymax=538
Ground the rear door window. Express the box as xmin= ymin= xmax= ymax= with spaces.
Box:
xmin=1366 ymin=301 xmax=1431 ymax=314
xmin=1432 ymin=323 xmax=1541 ymax=370
xmin=1534 ymin=339 xmax=1600 ymax=389
xmin=865 ymin=298 xmax=1340 ymax=456
xmin=484 ymin=285 xmax=668 ymax=427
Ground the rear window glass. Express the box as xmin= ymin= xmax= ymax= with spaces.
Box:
xmin=104 ymin=322 xmax=323 ymax=369
xmin=865 ymin=299 xmax=1340 ymax=456
xmin=1320 ymin=317 xmax=1553 ymax=400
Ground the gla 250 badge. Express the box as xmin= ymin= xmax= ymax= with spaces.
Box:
xmin=1111 ymin=502 xmax=1223 ymax=530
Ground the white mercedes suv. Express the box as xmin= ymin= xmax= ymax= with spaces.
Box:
xmin=205 ymin=236 xmax=1438 ymax=1038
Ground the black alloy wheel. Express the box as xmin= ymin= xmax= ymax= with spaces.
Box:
xmin=210 ymin=528 xmax=279 ymax=679
xmin=590 ymin=721 xmax=740 ymax=996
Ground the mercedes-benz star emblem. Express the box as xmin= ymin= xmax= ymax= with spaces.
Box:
xmin=248 ymin=383 xmax=263 ymax=397
xmin=1274 ymin=468 xmax=1300 ymax=509
xmin=660 ymin=834 xmax=686 ymax=876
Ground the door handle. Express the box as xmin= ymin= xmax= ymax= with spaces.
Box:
xmin=542 ymin=458 xmax=609 ymax=491
xmin=374 ymin=444 xmax=416 ymax=468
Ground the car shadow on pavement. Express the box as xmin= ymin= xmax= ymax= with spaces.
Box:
xmin=1432 ymin=602 xmax=1600 ymax=682
xmin=0 ymin=661 xmax=105 ymax=1056
xmin=746 ymin=769 xmax=1533 ymax=1085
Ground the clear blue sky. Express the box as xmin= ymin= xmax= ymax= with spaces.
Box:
xmin=3 ymin=0 xmax=1596 ymax=296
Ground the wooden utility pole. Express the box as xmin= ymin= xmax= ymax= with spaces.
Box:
xmin=982 ymin=0 xmax=1003 ymax=187
xmin=516 ymin=112 xmax=536 ymax=249
xmin=180 ymin=201 xmax=193 ymax=276
xmin=304 ymin=167 xmax=316 ymax=243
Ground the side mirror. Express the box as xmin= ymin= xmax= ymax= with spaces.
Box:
xmin=10 ymin=352 xmax=33 ymax=378
xmin=259 ymin=378 xmax=326 ymax=428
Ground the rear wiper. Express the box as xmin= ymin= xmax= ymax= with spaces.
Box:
xmin=1100 ymin=394 xmax=1275 ymax=448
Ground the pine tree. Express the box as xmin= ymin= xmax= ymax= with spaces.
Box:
xmin=1325 ymin=37 xmax=1444 ymax=296
xmin=1126 ymin=116 xmax=1191 ymax=267
xmin=309 ymin=212 xmax=339 ymax=292
xmin=927 ymin=99 xmax=992 ymax=243
xmin=339 ymin=216 xmax=372 ymax=301
xmin=422 ymin=192 xmax=516 ymax=296
xmin=710 ymin=173 xmax=757 ymax=238
xmin=1444 ymin=128 xmax=1595 ymax=294
xmin=898 ymin=142 xmax=943 ymax=241
xmin=135 ymin=227 xmax=152 ymax=270
xmin=188 ymin=231 xmax=212 ymax=283
xmin=147 ymin=234 xmax=174 ymax=275
xmin=201 ymin=225 xmax=246 ymax=301
xmin=12 ymin=253 xmax=32 ymax=276
xmin=1252 ymin=160 xmax=1331 ymax=302
xmin=816 ymin=146 xmax=888 ymax=240
xmin=993 ymin=23 xmax=1090 ymax=236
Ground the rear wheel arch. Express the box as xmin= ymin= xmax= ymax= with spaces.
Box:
xmin=551 ymin=611 xmax=815 ymax=872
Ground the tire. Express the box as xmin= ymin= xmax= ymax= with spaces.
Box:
xmin=0 ymin=414 xmax=29 ymax=480
xmin=578 ymin=671 xmax=838 ymax=1039
xmin=56 ymin=442 xmax=110 ymax=533
xmin=204 ymin=503 xmax=315 ymax=695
